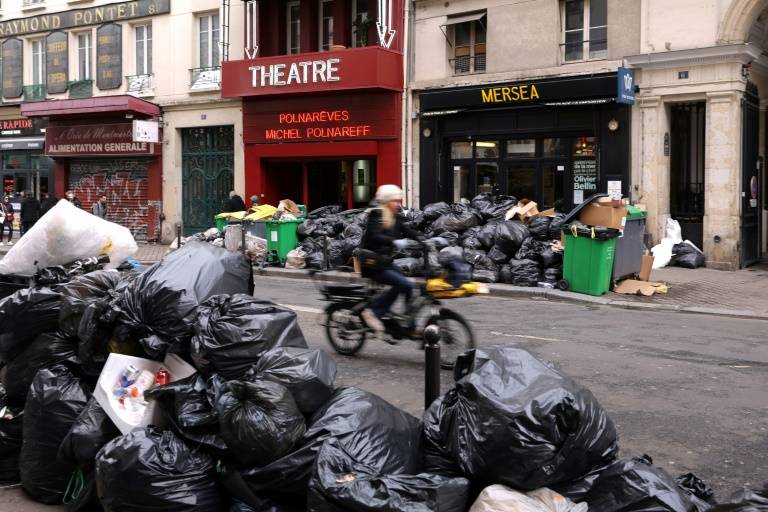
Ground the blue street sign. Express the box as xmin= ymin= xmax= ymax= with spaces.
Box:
xmin=617 ymin=67 xmax=635 ymax=105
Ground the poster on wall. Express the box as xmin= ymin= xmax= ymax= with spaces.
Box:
xmin=96 ymin=23 xmax=122 ymax=90
xmin=2 ymin=38 xmax=23 ymax=99
xmin=573 ymin=158 xmax=598 ymax=204
xmin=46 ymin=31 xmax=68 ymax=94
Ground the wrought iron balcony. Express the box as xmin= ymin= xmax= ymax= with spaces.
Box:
xmin=22 ymin=84 xmax=46 ymax=102
xmin=450 ymin=54 xmax=486 ymax=75
xmin=126 ymin=74 xmax=154 ymax=95
xmin=68 ymin=79 xmax=93 ymax=99
xmin=190 ymin=66 xmax=221 ymax=90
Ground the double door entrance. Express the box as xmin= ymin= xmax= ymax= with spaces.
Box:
xmin=450 ymin=136 xmax=598 ymax=211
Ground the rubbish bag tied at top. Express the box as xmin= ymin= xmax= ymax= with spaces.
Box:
xmin=0 ymin=287 xmax=62 ymax=361
xmin=425 ymin=347 xmax=618 ymax=490
xmin=307 ymin=438 xmax=471 ymax=512
xmin=191 ymin=295 xmax=308 ymax=380
xmin=0 ymin=199 xmax=137 ymax=275
xmin=95 ymin=427 xmax=224 ymax=512
xmin=58 ymin=269 xmax=126 ymax=337
xmin=113 ymin=242 xmax=253 ymax=359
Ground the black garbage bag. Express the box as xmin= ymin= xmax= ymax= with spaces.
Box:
xmin=191 ymin=294 xmax=308 ymax=380
xmin=515 ymin=237 xmax=547 ymax=260
xmin=59 ymin=270 xmax=125 ymax=337
xmin=59 ymin=397 xmax=121 ymax=471
xmin=301 ymin=238 xmax=326 ymax=269
xmin=95 ymin=427 xmax=224 ymax=512
xmin=341 ymin=236 xmax=362 ymax=260
xmin=3 ymin=331 xmax=80 ymax=405
xmin=549 ymin=212 xmax=567 ymax=240
xmin=393 ymin=239 xmax=424 ymax=259
xmin=566 ymin=223 xmax=621 ymax=240
xmin=145 ymin=373 xmax=229 ymax=458
xmin=527 ymin=216 xmax=552 ymax=241
xmin=481 ymin=196 xmax=517 ymax=221
xmin=437 ymin=231 xmax=460 ymax=246
xmin=432 ymin=347 xmax=618 ymax=490
xmin=0 ymin=287 xmax=62 ymax=361
xmin=225 ymin=388 xmax=422 ymax=506
xmin=432 ymin=205 xmax=481 ymax=234
xmin=427 ymin=237 xmax=451 ymax=251
xmin=494 ymin=221 xmax=529 ymax=256
xmin=472 ymin=269 xmax=499 ymax=283
xmin=248 ymin=347 xmax=337 ymax=416
xmin=539 ymin=246 xmax=563 ymax=268
xmin=543 ymin=267 xmax=563 ymax=284
xmin=487 ymin=245 xmax=510 ymax=265
xmin=422 ymin=396 xmax=463 ymax=478
xmin=710 ymin=486 xmax=768 ymax=511
xmin=500 ymin=259 xmax=541 ymax=287
xmin=308 ymin=205 xmax=342 ymax=219
xmin=0 ymin=387 xmax=23 ymax=484
xmin=584 ymin=455 xmax=702 ymax=512
xmin=20 ymin=365 xmax=90 ymax=504
xmin=464 ymin=249 xmax=493 ymax=269
xmin=477 ymin=220 xmax=501 ymax=249
xmin=403 ymin=209 xmax=426 ymax=231
xmin=676 ymin=473 xmax=716 ymax=505
xmin=423 ymin=202 xmax=451 ymax=221
xmin=114 ymin=242 xmax=253 ymax=359
xmin=673 ymin=242 xmax=705 ymax=269
xmin=218 ymin=380 xmax=306 ymax=467
xmin=342 ymin=223 xmax=364 ymax=239
xmin=393 ymin=257 xmax=423 ymax=277
xmin=470 ymin=193 xmax=493 ymax=212
xmin=327 ymin=239 xmax=348 ymax=268
xmin=77 ymin=299 xmax=120 ymax=377
xmin=461 ymin=234 xmax=483 ymax=251
xmin=308 ymin=438 xmax=470 ymax=512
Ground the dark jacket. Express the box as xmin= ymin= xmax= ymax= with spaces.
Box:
xmin=20 ymin=197 xmax=41 ymax=222
xmin=361 ymin=208 xmax=421 ymax=261
xmin=1 ymin=201 xmax=13 ymax=222
xmin=41 ymin=196 xmax=58 ymax=215
xmin=226 ymin=195 xmax=247 ymax=212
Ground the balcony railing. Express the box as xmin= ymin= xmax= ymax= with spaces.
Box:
xmin=22 ymin=84 xmax=46 ymax=102
xmin=450 ymin=54 xmax=486 ymax=75
xmin=23 ymin=0 xmax=45 ymax=6
xmin=68 ymin=79 xmax=93 ymax=99
xmin=190 ymin=66 xmax=221 ymax=90
xmin=126 ymin=74 xmax=154 ymax=95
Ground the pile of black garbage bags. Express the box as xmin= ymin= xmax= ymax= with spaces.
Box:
xmin=297 ymin=195 xmax=567 ymax=286
xmin=1 ymin=241 xmax=766 ymax=511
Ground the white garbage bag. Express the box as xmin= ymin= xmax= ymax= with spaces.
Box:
xmin=469 ymin=485 xmax=587 ymax=512
xmin=665 ymin=219 xmax=683 ymax=244
xmin=0 ymin=199 xmax=137 ymax=275
xmin=285 ymin=248 xmax=307 ymax=269
xmin=651 ymin=238 xmax=675 ymax=269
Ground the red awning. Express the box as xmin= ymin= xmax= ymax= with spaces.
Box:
xmin=21 ymin=95 xmax=160 ymax=119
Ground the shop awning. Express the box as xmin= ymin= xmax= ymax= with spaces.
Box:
xmin=21 ymin=95 xmax=160 ymax=119
xmin=440 ymin=12 xmax=486 ymax=27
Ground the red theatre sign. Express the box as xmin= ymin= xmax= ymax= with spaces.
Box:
xmin=45 ymin=123 xmax=159 ymax=157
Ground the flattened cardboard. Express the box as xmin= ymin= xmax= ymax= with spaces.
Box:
xmin=614 ymin=279 xmax=658 ymax=296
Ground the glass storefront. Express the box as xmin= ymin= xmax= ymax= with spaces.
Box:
xmin=1 ymin=151 xmax=53 ymax=198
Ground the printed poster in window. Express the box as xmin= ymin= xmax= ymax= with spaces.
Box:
xmin=96 ymin=23 xmax=122 ymax=90
xmin=573 ymin=158 xmax=598 ymax=204
xmin=2 ymin=39 xmax=23 ymax=99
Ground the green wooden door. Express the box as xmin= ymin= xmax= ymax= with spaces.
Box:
xmin=182 ymin=126 xmax=234 ymax=235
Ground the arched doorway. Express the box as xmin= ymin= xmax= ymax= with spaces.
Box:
xmin=719 ymin=0 xmax=768 ymax=44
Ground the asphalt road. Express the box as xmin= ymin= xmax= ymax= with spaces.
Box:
xmin=3 ymin=274 xmax=767 ymax=508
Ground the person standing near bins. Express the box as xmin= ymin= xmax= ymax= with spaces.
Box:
xmin=225 ymin=191 xmax=247 ymax=212
xmin=92 ymin=194 xmax=108 ymax=219
xmin=40 ymin=193 xmax=58 ymax=216
xmin=249 ymin=194 xmax=260 ymax=209
xmin=358 ymin=184 xmax=424 ymax=335
xmin=0 ymin=196 xmax=15 ymax=245
xmin=65 ymin=190 xmax=82 ymax=208
xmin=20 ymin=191 xmax=41 ymax=236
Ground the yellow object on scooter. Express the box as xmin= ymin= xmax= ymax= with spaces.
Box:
xmin=426 ymin=277 xmax=490 ymax=298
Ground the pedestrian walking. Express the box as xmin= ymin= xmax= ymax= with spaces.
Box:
xmin=20 ymin=191 xmax=41 ymax=236
xmin=0 ymin=195 xmax=15 ymax=246
xmin=40 ymin=193 xmax=58 ymax=216
xmin=65 ymin=190 xmax=82 ymax=208
xmin=225 ymin=191 xmax=247 ymax=212
xmin=249 ymin=194 xmax=260 ymax=209
xmin=92 ymin=194 xmax=108 ymax=219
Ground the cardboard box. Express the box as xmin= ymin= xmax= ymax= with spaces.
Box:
xmin=536 ymin=208 xmax=557 ymax=218
xmin=639 ymin=254 xmax=654 ymax=282
xmin=579 ymin=202 xmax=628 ymax=231
xmin=95 ymin=353 xmax=197 ymax=435
xmin=505 ymin=200 xmax=539 ymax=223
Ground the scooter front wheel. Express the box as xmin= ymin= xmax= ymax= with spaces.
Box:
xmin=324 ymin=303 xmax=367 ymax=356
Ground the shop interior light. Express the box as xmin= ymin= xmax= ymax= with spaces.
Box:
xmin=475 ymin=141 xmax=497 ymax=148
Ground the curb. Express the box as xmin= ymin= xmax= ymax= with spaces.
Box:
xmin=253 ymin=266 xmax=768 ymax=321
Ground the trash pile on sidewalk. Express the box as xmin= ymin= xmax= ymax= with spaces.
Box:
xmin=652 ymin=219 xmax=706 ymax=270
xmin=293 ymin=196 xmax=568 ymax=286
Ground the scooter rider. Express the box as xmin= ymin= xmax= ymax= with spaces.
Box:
xmin=358 ymin=184 xmax=423 ymax=335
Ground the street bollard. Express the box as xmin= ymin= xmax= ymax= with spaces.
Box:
xmin=323 ymin=236 xmax=329 ymax=270
xmin=424 ymin=324 xmax=441 ymax=409
xmin=175 ymin=223 xmax=182 ymax=249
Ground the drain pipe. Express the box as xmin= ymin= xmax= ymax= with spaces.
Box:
xmin=400 ymin=0 xmax=414 ymax=207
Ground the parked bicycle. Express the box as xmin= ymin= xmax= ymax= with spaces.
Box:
xmin=313 ymin=246 xmax=488 ymax=369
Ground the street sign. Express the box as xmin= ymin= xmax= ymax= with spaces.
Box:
xmin=132 ymin=120 xmax=159 ymax=143
xmin=617 ymin=67 xmax=635 ymax=105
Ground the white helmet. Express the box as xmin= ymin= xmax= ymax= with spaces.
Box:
xmin=375 ymin=184 xmax=404 ymax=203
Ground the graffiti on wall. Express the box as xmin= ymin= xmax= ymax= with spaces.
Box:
xmin=69 ymin=159 xmax=160 ymax=241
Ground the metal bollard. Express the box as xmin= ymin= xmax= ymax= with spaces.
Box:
xmin=175 ymin=223 xmax=182 ymax=249
xmin=424 ymin=324 xmax=441 ymax=409
xmin=323 ymin=236 xmax=329 ymax=270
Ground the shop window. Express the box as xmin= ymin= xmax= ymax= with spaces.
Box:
xmin=573 ymin=136 xmax=597 ymax=156
xmin=31 ymin=39 xmax=45 ymax=85
xmin=450 ymin=141 xmax=472 ymax=159
xmin=135 ymin=24 xmax=153 ymax=76
xmin=77 ymin=32 xmax=92 ymax=80
xmin=198 ymin=13 xmax=221 ymax=68
xmin=319 ymin=0 xmax=334 ymax=51
xmin=453 ymin=165 xmax=470 ymax=203
xmin=450 ymin=15 xmax=486 ymax=75
xmin=476 ymin=162 xmax=499 ymax=194
xmin=507 ymin=163 xmax=536 ymax=200
xmin=287 ymin=1 xmax=301 ymax=54
xmin=542 ymin=138 xmax=568 ymax=157
xmin=507 ymin=139 xmax=536 ymax=157
xmin=475 ymin=141 xmax=499 ymax=159
xmin=351 ymin=0 xmax=369 ymax=47
xmin=562 ymin=0 xmax=607 ymax=62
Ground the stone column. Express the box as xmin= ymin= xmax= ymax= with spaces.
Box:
xmin=637 ymin=95 xmax=670 ymax=244
xmin=704 ymin=91 xmax=742 ymax=270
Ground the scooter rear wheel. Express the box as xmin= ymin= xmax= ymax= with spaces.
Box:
xmin=429 ymin=309 xmax=475 ymax=370
xmin=324 ymin=303 xmax=367 ymax=356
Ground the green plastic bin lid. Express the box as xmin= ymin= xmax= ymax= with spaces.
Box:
xmin=625 ymin=205 xmax=647 ymax=220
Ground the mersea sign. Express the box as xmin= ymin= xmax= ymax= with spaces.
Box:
xmin=0 ymin=0 xmax=170 ymax=37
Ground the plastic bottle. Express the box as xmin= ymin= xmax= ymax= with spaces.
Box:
xmin=128 ymin=370 xmax=155 ymax=399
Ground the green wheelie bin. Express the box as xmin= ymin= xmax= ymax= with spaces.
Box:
xmin=265 ymin=219 xmax=303 ymax=264
xmin=559 ymin=225 xmax=618 ymax=296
